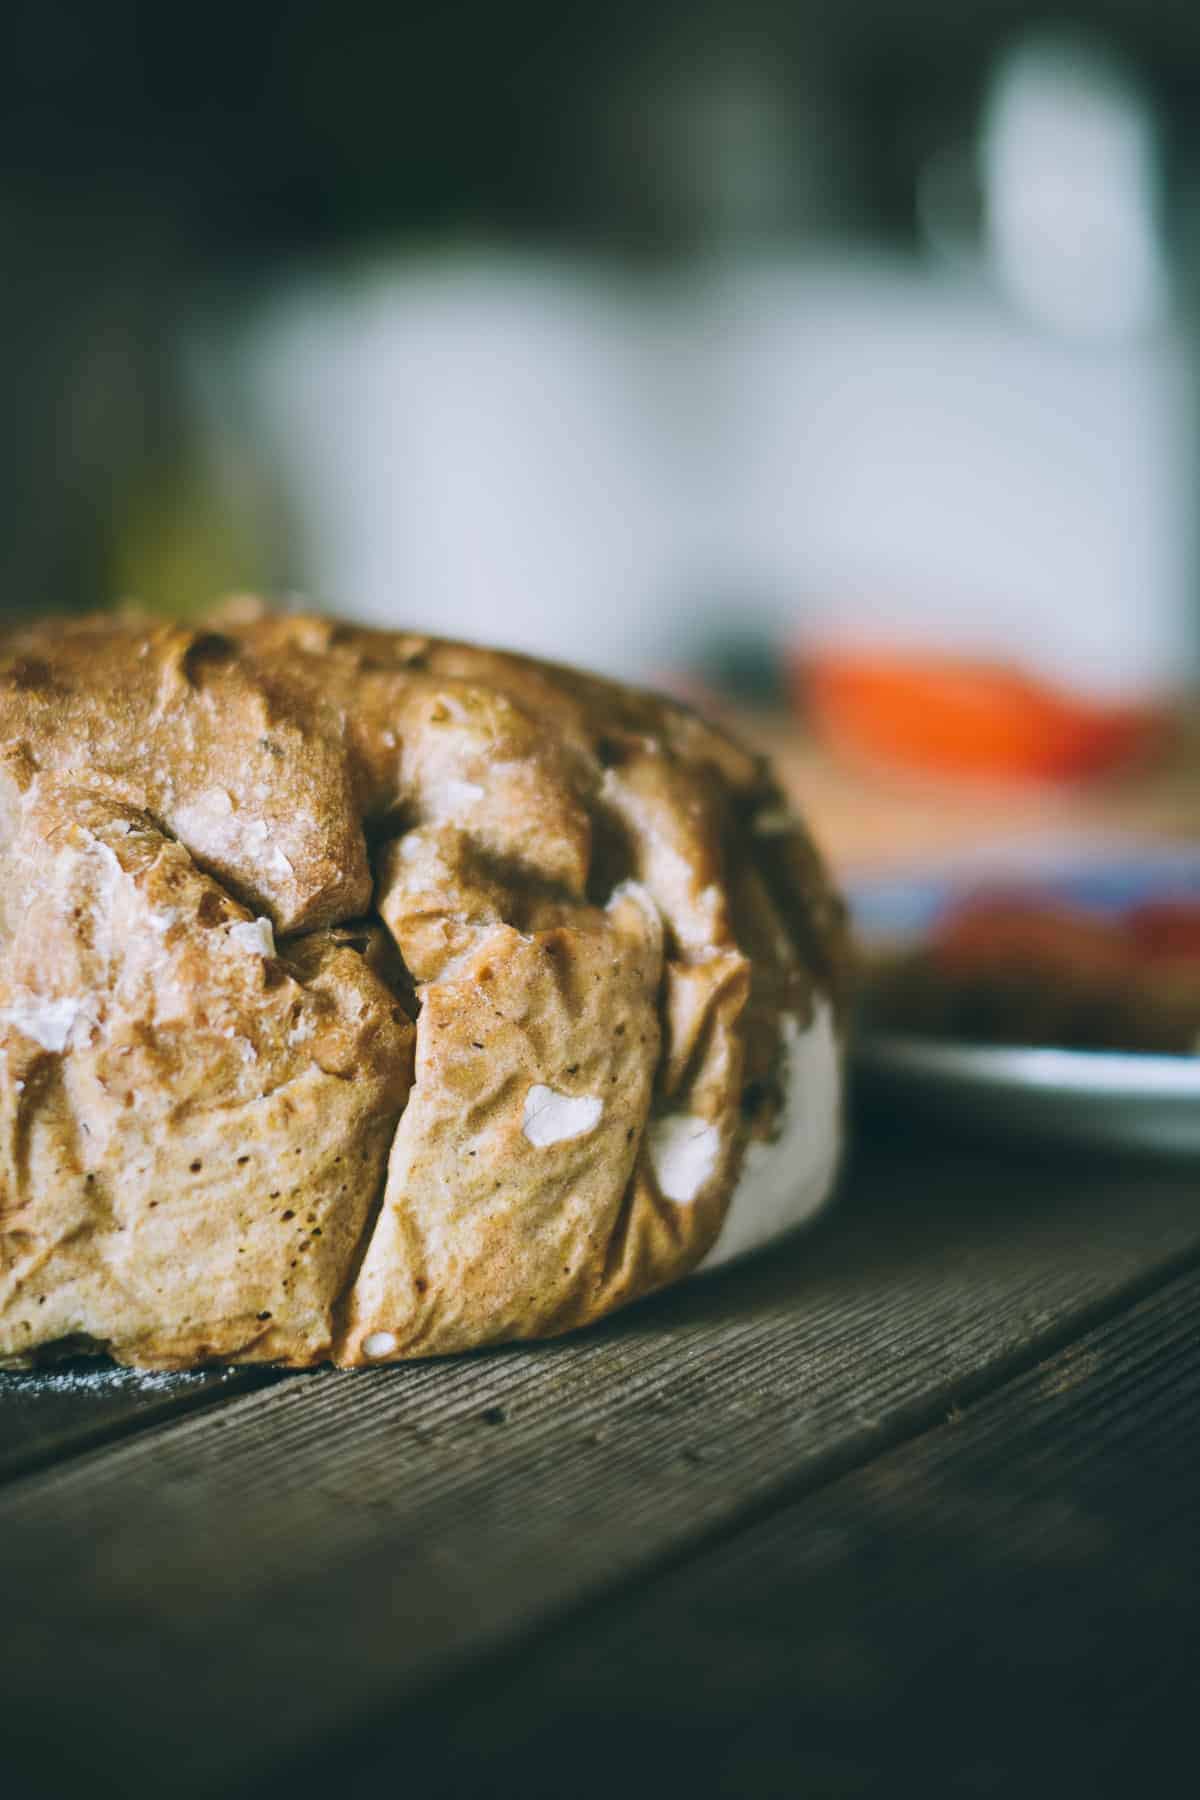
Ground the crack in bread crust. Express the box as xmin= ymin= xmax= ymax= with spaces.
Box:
xmin=0 ymin=610 xmax=849 ymax=1368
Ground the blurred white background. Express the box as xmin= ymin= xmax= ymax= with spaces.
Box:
xmin=7 ymin=2 xmax=1200 ymax=719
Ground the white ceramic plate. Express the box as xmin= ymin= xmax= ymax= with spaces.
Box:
xmin=856 ymin=1033 xmax=1200 ymax=1154
xmin=850 ymin=840 xmax=1200 ymax=1155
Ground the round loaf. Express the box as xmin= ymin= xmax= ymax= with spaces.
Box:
xmin=0 ymin=607 xmax=850 ymax=1369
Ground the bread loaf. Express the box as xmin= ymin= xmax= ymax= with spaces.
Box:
xmin=0 ymin=608 xmax=849 ymax=1368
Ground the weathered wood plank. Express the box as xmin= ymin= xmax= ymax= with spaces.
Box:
xmin=0 ymin=1364 xmax=275 ymax=1482
xmin=380 ymin=1261 xmax=1200 ymax=1800
xmin=4 ymin=1138 xmax=1200 ymax=1798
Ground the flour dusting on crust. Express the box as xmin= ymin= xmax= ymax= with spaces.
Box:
xmin=0 ymin=609 xmax=849 ymax=1369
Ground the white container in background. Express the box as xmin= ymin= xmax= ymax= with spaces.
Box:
xmin=222 ymin=239 xmax=1198 ymax=702
xmin=699 ymin=255 xmax=1198 ymax=701
xmin=235 ymin=257 xmax=694 ymax=681
xmin=219 ymin=32 xmax=1198 ymax=702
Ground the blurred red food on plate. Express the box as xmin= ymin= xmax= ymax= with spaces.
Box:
xmin=931 ymin=895 xmax=1132 ymax=979
xmin=868 ymin=886 xmax=1200 ymax=1055
xmin=1124 ymin=900 xmax=1200 ymax=961
xmin=931 ymin=893 xmax=1200 ymax=973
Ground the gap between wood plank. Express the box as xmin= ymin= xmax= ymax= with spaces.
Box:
xmin=242 ymin=1231 xmax=1200 ymax=1800
xmin=3 ymin=1141 xmax=1199 ymax=1799
xmin=0 ymin=1132 xmax=1193 ymax=1493
xmin=0 ymin=1365 xmax=278 ymax=1485
xmin=351 ymin=1259 xmax=1200 ymax=1800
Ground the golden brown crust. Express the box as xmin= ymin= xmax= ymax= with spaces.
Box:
xmin=0 ymin=608 xmax=849 ymax=1369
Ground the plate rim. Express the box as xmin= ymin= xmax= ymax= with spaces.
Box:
xmin=856 ymin=1030 xmax=1200 ymax=1098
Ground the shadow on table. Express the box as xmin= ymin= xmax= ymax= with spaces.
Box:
xmin=578 ymin=1107 xmax=1195 ymax=1350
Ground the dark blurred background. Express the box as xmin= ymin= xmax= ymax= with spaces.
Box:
xmin=8 ymin=0 xmax=1200 ymax=727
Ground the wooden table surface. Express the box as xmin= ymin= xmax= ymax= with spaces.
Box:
xmin=4 ymin=1116 xmax=1199 ymax=1799
xmin=6 ymin=725 xmax=1199 ymax=1799
xmin=738 ymin=707 xmax=1200 ymax=872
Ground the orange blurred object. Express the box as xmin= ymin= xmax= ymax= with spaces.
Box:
xmin=798 ymin=649 xmax=1167 ymax=783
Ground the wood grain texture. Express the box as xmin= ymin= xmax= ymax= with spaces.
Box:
xmin=381 ymin=1261 xmax=1200 ymax=1800
xmin=4 ymin=1138 xmax=1200 ymax=1799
